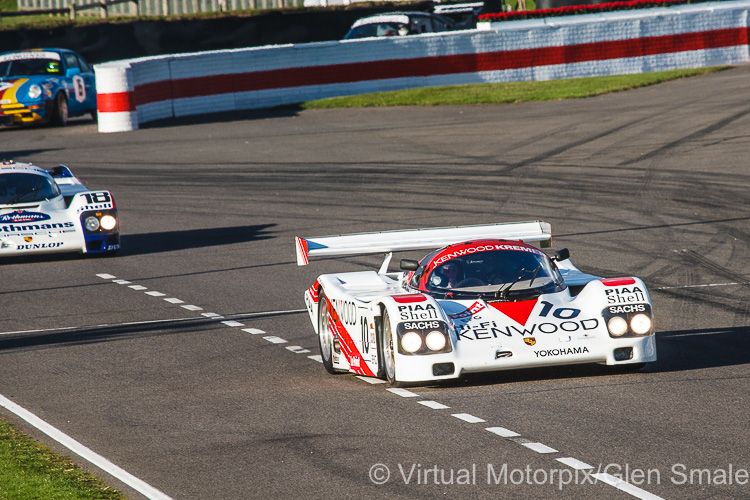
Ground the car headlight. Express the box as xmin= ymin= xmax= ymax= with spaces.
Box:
xmin=607 ymin=316 xmax=628 ymax=337
xmin=100 ymin=215 xmax=117 ymax=230
xmin=27 ymin=84 xmax=42 ymax=99
xmin=630 ymin=314 xmax=652 ymax=335
xmin=425 ymin=330 xmax=447 ymax=351
xmin=401 ymin=331 xmax=423 ymax=353
xmin=84 ymin=216 xmax=100 ymax=232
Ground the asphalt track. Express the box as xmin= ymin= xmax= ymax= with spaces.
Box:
xmin=1 ymin=65 xmax=749 ymax=500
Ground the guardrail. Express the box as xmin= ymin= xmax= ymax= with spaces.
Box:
xmin=8 ymin=0 xmax=300 ymax=18
xmin=94 ymin=0 xmax=750 ymax=133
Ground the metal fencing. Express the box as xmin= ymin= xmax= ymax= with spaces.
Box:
xmin=14 ymin=0 xmax=303 ymax=18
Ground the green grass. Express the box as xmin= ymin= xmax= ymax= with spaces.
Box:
xmin=298 ymin=67 xmax=726 ymax=109
xmin=0 ymin=419 xmax=126 ymax=499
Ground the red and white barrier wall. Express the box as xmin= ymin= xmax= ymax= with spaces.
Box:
xmin=95 ymin=0 xmax=750 ymax=132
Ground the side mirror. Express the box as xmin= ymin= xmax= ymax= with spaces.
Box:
xmin=400 ymin=259 xmax=420 ymax=271
xmin=553 ymin=248 xmax=570 ymax=262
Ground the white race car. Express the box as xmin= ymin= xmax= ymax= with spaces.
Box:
xmin=0 ymin=161 xmax=119 ymax=257
xmin=297 ymin=222 xmax=656 ymax=386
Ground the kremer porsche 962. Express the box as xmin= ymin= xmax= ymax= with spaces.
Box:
xmin=296 ymin=222 xmax=656 ymax=386
xmin=0 ymin=161 xmax=119 ymax=257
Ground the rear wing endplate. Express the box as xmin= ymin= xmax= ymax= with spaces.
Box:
xmin=295 ymin=221 xmax=551 ymax=266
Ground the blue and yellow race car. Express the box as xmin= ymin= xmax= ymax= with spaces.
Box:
xmin=0 ymin=48 xmax=97 ymax=127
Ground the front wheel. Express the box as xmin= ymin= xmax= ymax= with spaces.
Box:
xmin=50 ymin=93 xmax=68 ymax=126
xmin=378 ymin=309 xmax=406 ymax=387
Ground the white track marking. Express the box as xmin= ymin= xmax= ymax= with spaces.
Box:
xmin=163 ymin=298 xmax=184 ymax=304
xmin=355 ymin=376 xmax=385 ymax=384
xmin=129 ymin=285 xmax=148 ymax=290
xmin=592 ymin=473 xmax=665 ymax=500
xmin=263 ymin=336 xmax=288 ymax=344
xmin=201 ymin=313 xmax=223 ymax=318
xmin=96 ymin=273 xmax=116 ymax=279
xmin=486 ymin=426 xmax=521 ymax=438
xmin=522 ymin=442 xmax=558 ymax=454
xmin=418 ymin=400 xmax=450 ymax=409
xmin=556 ymin=457 xmax=593 ymax=470
xmin=242 ymin=328 xmax=266 ymax=335
xmin=386 ymin=388 xmax=419 ymax=398
xmin=0 ymin=394 xmax=172 ymax=500
xmin=287 ymin=346 xmax=311 ymax=354
xmin=113 ymin=280 xmax=131 ymax=284
xmin=181 ymin=305 xmax=203 ymax=311
xmin=308 ymin=355 xmax=323 ymax=363
xmin=145 ymin=291 xmax=165 ymax=297
xmin=221 ymin=321 xmax=244 ymax=327
xmin=452 ymin=413 xmax=486 ymax=423
xmin=654 ymin=281 xmax=748 ymax=290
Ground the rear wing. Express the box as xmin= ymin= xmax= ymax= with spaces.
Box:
xmin=295 ymin=221 xmax=551 ymax=266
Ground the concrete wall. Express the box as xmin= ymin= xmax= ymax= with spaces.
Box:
xmin=95 ymin=0 xmax=750 ymax=132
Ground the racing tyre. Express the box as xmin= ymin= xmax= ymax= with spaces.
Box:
xmin=317 ymin=289 xmax=342 ymax=375
xmin=378 ymin=309 xmax=406 ymax=387
xmin=50 ymin=93 xmax=68 ymax=126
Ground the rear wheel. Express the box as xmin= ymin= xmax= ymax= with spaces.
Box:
xmin=50 ymin=93 xmax=68 ymax=126
xmin=317 ymin=290 xmax=340 ymax=374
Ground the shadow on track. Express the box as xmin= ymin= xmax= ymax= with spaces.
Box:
xmin=119 ymin=223 xmax=276 ymax=256
xmin=0 ymin=224 xmax=276 ymax=265
xmin=141 ymin=107 xmax=301 ymax=129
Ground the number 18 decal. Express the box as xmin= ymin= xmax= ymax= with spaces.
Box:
xmin=84 ymin=192 xmax=111 ymax=204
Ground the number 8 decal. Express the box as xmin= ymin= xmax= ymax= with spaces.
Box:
xmin=72 ymin=75 xmax=86 ymax=103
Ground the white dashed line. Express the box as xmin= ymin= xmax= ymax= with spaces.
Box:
xmin=355 ymin=376 xmax=386 ymax=384
xmin=556 ymin=457 xmax=593 ymax=470
xmin=241 ymin=328 xmax=266 ymax=335
xmin=263 ymin=336 xmax=288 ymax=344
xmin=181 ymin=305 xmax=203 ymax=311
xmin=221 ymin=321 xmax=244 ymax=327
xmin=0 ymin=394 xmax=173 ymax=500
xmin=418 ymin=400 xmax=450 ymax=409
xmin=202 ymin=313 xmax=223 ymax=318
xmin=287 ymin=346 xmax=311 ymax=354
xmin=521 ymin=442 xmax=558 ymax=454
xmin=386 ymin=388 xmax=419 ymax=398
xmin=112 ymin=279 xmax=131 ymax=285
xmin=129 ymin=285 xmax=148 ymax=291
xmin=163 ymin=298 xmax=184 ymax=304
xmin=592 ymin=473 xmax=665 ymax=500
xmin=486 ymin=426 xmax=521 ymax=438
xmin=452 ymin=413 xmax=486 ymax=423
xmin=308 ymin=355 xmax=323 ymax=363
xmin=145 ymin=291 xmax=166 ymax=297
xmin=96 ymin=273 xmax=116 ymax=279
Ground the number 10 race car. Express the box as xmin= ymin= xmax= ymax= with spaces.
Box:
xmin=0 ymin=161 xmax=119 ymax=257
xmin=297 ymin=222 xmax=656 ymax=386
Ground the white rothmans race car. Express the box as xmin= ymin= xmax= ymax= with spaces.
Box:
xmin=0 ymin=161 xmax=119 ymax=257
xmin=297 ymin=222 xmax=656 ymax=386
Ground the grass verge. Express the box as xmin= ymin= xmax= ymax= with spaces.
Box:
xmin=0 ymin=419 xmax=126 ymax=499
xmin=298 ymin=66 xmax=727 ymax=109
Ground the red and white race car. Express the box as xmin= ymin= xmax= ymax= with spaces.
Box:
xmin=297 ymin=221 xmax=656 ymax=386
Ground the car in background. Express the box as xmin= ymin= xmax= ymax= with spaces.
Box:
xmin=0 ymin=161 xmax=119 ymax=258
xmin=343 ymin=11 xmax=473 ymax=39
xmin=0 ymin=48 xmax=97 ymax=127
